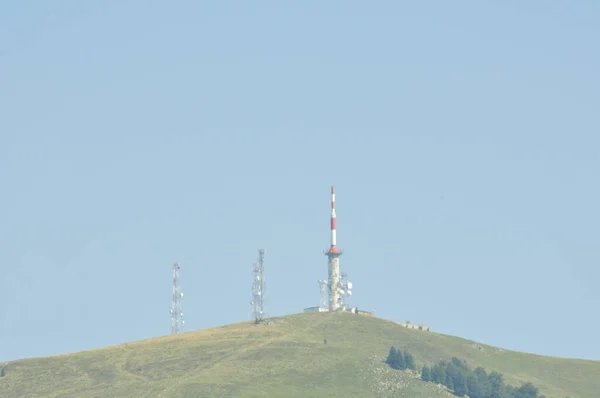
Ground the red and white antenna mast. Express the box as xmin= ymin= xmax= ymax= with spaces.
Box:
xmin=324 ymin=186 xmax=343 ymax=311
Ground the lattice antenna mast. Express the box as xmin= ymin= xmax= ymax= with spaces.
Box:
xmin=338 ymin=272 xmax=353 ymax=310
xmin=251 ymin=249 xmax=265 ymax=324
xmin=318 ymin=279 xmax=328 ymax=309
xmin=170 ymin=261 xmax=184 ymax=335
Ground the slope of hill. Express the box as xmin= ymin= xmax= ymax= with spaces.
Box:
xmin=1 ymin=312 xmax=598 ymax=398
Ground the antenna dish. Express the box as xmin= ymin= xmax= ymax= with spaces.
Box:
xmin=346 ymin=282 xmax=353 ymax=289
xmin=347 ymin=290 xmax=352 ymax=296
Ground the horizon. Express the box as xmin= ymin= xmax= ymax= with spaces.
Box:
xmin=4 ymin=311 xmax=598 ymax=364
xmin=1 ymin=1 xmax=599 ymax=362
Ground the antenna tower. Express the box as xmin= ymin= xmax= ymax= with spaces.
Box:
xmin=251 ymin=249 xmax=265 ymax=323
xmin=324 ymin=186 xmax=343 ymax=311
xmin=170 ymin=261 xmax=184 ymax=335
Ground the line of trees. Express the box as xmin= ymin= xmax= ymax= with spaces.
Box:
xmin=421 ymin=357 xmax=545 ymax=398
xmin=385 ymin=346 xmax=547 ymax=398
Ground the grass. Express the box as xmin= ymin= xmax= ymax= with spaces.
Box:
xmin=0 ymin=312 xmax=598 ymax=397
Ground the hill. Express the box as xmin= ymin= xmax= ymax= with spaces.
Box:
xmin=1 ymin=312 xmax=598 ymax=397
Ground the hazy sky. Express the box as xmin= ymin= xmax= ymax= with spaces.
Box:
xmin=1 ymin=1 xmax=599 ymax=362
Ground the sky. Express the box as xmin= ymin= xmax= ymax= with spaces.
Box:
xmin=1 ymin=1 xmax=599 ymax=363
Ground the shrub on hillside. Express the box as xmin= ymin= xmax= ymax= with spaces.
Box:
xmin=385 ymin=347 xmax=416 ymax=371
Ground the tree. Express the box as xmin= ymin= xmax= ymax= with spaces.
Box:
xmin=472 ymin=367 xmax=491 ymax=398
xmin=467 ymin=367 xmax=491 ymax=398
xmin=421 ymin=366 xmax=431 ymax=382
xmin=396 ymin=350 xmax=406 ymax=370
xmin=403 ymin=350 xmax=416 ymax=371
xmin=488 ymin=371 xmax=506 ymax=398
xmin=453 ymin=371 xmax=468 ymax=397
xmin=430 ymin=364 xmax=439 ymax=383
xmin=516 ymin=382 xmax=539 ymax=398
xmin=505 ymin=385 xmax=517 ymax=397
xmin=451 ymin=357 xmax=468 ymax=371
xmin=431 ymin=364 xmax=446 ymax=385
xmin=445 ymin=362 xmax=458 ymax=381
xmin=0 ymin=367 xmax=5 ymax=377
xmin=466 ymin=373 xmax=479 ymax=398
xmin=446 ymin=375 xmax=454 ymax=391
xmin=386 ymin=347 xmax=397 ymax=368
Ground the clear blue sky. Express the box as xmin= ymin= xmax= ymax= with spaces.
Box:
xmin=1 ymin=1 xmax=599 ymax=362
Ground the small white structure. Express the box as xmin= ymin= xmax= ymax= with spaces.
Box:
xmin=304 ymin=306 xmax=329 ymax=313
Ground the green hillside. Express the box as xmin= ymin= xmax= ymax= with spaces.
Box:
xmin=1 ymin=312 xmax=598 ymax=397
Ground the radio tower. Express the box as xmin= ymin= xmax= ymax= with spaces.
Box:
xmin=324 ymin=186 xmax=343 ymax=311
xmin=251 ymin=249 xmax=265 ymax=324
xmin=170 ymin=261 xmax=184 ymax=335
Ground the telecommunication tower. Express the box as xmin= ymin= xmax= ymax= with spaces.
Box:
xmin=170 ymin=261 xmax=184 ymax=335
xmin=324 ymin=186 xmax=343 ymax=311
xmin=251 ymin=249 xmax=265 ymax=323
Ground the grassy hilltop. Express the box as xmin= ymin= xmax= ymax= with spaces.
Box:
xmin=1 ymin=312 xmax=598 ymax=398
